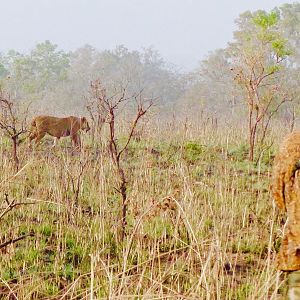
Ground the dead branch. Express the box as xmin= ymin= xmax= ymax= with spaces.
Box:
xmin=0 ymin=89 xmax=30 ymax=169
xmin=0 ymin=233 xmax=34 ymax=250
xmin=89 ymin=80 xmax=154 ymax=240
xmin=0 ymin=193 xmax=36 ymax=220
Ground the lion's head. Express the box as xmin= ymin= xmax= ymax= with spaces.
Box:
xmin=80 ymin=117 xmax=90 ymax=132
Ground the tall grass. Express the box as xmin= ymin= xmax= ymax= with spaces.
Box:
xmin=0 ymin=117 xmax=289 ymax=299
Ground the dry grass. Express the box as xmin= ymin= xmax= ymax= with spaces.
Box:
xmin=0 ymin=117 xmax=289 ymax=299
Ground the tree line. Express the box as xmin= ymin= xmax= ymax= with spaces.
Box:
xmin=0 ymin=3 xmax=300 ymax=161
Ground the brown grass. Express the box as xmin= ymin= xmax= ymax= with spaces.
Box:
xmin=0 ymin=117 xmax=289 ymax=299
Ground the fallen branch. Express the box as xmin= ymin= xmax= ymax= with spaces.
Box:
xmin=0 ymin=194 xmax=36 ymax=220
xmin=0 ymin=233 xmax=34 ymax=250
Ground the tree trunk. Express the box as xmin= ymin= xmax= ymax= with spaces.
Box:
xmin=118 ymin=166 xmax=127 ymax=240
xmin=248 ymin=105 xmax=255 ymax=161
xmin=12 ymin=137 xmax=19 ymax=170
xmin=249 ymin=130 xmax=255 ymax=161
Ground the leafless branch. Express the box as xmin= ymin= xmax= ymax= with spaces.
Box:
xmin=0 ymin=233 xmax=35 ymax=250
xmin=0 ymin=196 xmax=36 ymax=220
xmin=88 ymin=80 xmax=154 ymax=240
xmin=0 ymin=89 xmax=30 ymax=169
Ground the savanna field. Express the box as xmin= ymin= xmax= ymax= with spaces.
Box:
xmin=0 ymin=116 xmax=289 ymax=299
xmin=1 ymin=3 xmax=300 ymax=299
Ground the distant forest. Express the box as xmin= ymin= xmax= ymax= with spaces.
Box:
xmin=1 ymin=3 xmax=300 ymax=125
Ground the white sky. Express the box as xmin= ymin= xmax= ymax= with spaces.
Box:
xmin=0 ymin=0 xmax=296 ymax=70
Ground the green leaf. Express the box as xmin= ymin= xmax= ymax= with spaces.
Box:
xmin=271 ymin=39 xmax=292 ymax=57
xmin=253 ymin=11 xmax=279 ymax=29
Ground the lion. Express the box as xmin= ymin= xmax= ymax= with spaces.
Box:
xmin=271 ymin=131 xmax=300 ymax=212
xmin=28 ymin=115 xmax=90 ymax=148
xmin=271 ymin=131 xmax=300 ymax=271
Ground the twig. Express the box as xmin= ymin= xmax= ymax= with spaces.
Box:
xmin=0 ymin=200 xmax=36 ymax=220
xmin=0 ymin=233 xmax=34 ymax=250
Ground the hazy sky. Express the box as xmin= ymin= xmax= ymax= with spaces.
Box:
xmin=0 ymin=0 xmax=295 ymax=70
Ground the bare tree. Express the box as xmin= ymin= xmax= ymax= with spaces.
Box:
xmin=0 ymin=90 xmax=29 ymax=169
xmin=89 ymin=80 xmax=154 ymax=240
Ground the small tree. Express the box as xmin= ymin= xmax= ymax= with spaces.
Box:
xmin=230 ymin=10 xmax=293 ymax=161
xmin=89 ymin=80 xmax=153 ymax=240
xmin=0 ymin=89 xmax=29 ymax=169
xmin=86 ymin=80 xmax=108 ymax=143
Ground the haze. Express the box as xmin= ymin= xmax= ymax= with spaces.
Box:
xmin=0 ymin=0 xmax=295 ymax=70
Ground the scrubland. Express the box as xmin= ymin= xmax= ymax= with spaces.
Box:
xmin=0 ymin=116 xmax=289 ymax=299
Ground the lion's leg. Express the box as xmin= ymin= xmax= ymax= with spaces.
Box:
xmin=28 ymin=132 xmax=37 ymax=149
xmin=34 ymin=132 xmax=46 ymax=147
xmin=71 ymin=134 xmax=80 ymax=149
